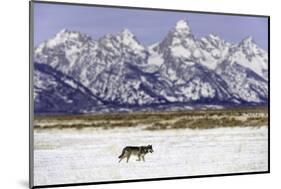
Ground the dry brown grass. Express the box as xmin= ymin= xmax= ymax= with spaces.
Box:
xmin=34 ymin=106 xmax=268 ymax=130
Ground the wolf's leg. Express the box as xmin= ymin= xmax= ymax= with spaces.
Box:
xmin=136 ymin=154 xmax=141 ymax=161
xmin=126 ymin=154 xmax=131 ymax=163
xmin=142 ymin=155 xmax=145 ymax=162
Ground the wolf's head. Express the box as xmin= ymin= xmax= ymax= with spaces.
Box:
xmin=147 ymin=145 xmax=154 ymax=153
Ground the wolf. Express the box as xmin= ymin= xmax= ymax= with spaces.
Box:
xmin=118 ymin=145 xmax=154 ymax=163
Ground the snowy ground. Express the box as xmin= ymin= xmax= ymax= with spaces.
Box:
xmin=34 ymin=126 xmax=268 ymax=186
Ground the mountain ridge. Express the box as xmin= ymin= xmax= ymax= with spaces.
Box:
xmin=34 ymin=19 xmax=268 ymax=114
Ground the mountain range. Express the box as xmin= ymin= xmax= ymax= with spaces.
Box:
xmin=33 ymin=19 xmax=268 ymax=114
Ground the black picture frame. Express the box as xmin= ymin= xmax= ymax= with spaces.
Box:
xmin=29 ymin=1 xmax=270 ymax=188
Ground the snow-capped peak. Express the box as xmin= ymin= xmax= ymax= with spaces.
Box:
xmin=226 ymin=36 xmax=268 ymax=79
xmin=55 ymin=29 xmax=85 ymax=39
xmin=41 ymin=29 xmax=92 ymax=49
xmin=238 ymin=36 xmax=267 ymax=57
xmin=240 ymin=36 xmax=253 ymax=44
xmin=118 ymin=28 xmax=145 ymax=51
xmin=121 ymin=28 xmax=135 ymax=38
xmin=175 ymin=19 xmax=191 ymax=32
xmin=238 ymin=36 xmax=257 ymax=52
xmin=57 ymin=28 xmax=69 ymax=35
xmin=208 ymin=33 xmax=221 ymax=41
xmin=201 ymin=33 xmax=231 ymax=50
xmin=238 ymin=36 xmax=266 ymax=56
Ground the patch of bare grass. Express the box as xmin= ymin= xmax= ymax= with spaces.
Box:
xmin=34 ymin=106 xmax=268 ymax=130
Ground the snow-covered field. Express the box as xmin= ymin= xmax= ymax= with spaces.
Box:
xmin=34 ymin=126 xmax=268 ymax=186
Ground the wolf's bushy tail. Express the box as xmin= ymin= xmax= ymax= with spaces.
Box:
xmin=118 ymin=149 xmax=125 ymax=158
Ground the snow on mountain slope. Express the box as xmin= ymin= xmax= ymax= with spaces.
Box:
xmin=157 ymin=60 xmax=234 ymax=103
xmin=216 ymin=60 xmax=268 ymax=104
xmin=87 ymin=62 xmax=169 ymax=105
xmin=34 ymin=63 xmax=103 ymax=114
xmin=226 ymin=37 xmax=268 ymax=80
xmin=198 ymin=34 xmax=232 ymax=69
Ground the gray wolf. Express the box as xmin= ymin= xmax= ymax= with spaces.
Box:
xmin=118 ymin=145 xmax=154 ymax=163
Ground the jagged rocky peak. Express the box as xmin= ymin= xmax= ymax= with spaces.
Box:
xmin=39 ymin=28 xmax=93 ymax=50
xmin=208 ymin=33 xmax=220 ymax=39
xmin=206 ymin=33 xmax=223 ymax=43
xmin=99 ymin=28 xmax=144 ymax=50
xmin=120 ymin=28 xmax=135 ymax=38
xmin=238 ymin=36 xmax=260 ymax=54
xmin=56 ymin=28 xmax=70 ymax=35
xmin=161 ymin=19 xmax=194 ymax=44
xmin=99 ymin=29 xmax=137 ymax=43
xmin=202 ymin=33 xmax=224 ymax=44
xmin=55 ymin=28 xmax=90 ymax=39
xmin=235 ymin=36 xmax=268 ymax=62
xmin=239 ymin=36 xmax=254 ymax=48
xmin=240 ymin=36 xmax=254 ymax=44
xmin=225 ymin=35 xmax=268 ymax=80
xmin=174 ymin=19 xmax=192 ymax=34
xmin=120 ymin=28 xmax=144 ymax=49
xmin=34 ymin=28 xmax=94 ymax=65
xmin=200 ymin=33 xmax=231 ymax=51
xmin=157 ymin=18 xmax=196 ymax=53
xmin=55 ymin=28 xmax=91 ymax=40
xmin=98 ymin=33 xmax=116 ymax=45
